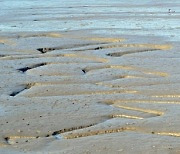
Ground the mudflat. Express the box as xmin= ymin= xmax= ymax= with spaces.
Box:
xmin=0 ymin=0 xmax=180 ymax=153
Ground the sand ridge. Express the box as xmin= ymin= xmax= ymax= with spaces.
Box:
xmin=0 ymin=31 xmax=180 ymax=154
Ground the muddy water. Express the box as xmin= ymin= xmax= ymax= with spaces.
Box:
xmin=0 ymin=0 xmax=180 ymax=153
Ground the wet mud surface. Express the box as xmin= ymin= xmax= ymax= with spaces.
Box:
xmin=0 ymin=0 xmax=180 ymax=153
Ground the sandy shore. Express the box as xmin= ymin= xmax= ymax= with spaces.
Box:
xmin=0 ymin=0 xmax=180 ymax=153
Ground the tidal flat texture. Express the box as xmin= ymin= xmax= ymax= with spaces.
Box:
xmin=0 ymin=0 xmax=180 ymax=153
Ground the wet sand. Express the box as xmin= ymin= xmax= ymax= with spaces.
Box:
xmin=0 ymin=0 xmax=180 ymax=153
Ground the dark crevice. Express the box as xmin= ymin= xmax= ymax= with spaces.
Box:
xmin=94 ymin=46 xmax=103 ymax=50
xmin=37 ymin=48 xmax=55 ymax=53
xmin=0 ymin=55 xmax=7 ymax=57
xmin=4 ymin=137 xmax=10 ymax=144
xmin=52 ymin=123 xmax=96 ymax=136
xmin=82 ymin=69 xmax=87 ymax=74
xmin=10 ymin=89 xmax=26 ymax=97
xmin=37 ymin=42 xmax=107 ymax=54
xmin=18 ymin=63 xmax=47 ymax=72
xmin=10 ymin=84 xmax=34 ymax=97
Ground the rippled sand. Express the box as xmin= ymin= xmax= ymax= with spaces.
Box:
xmin=0 ymin=0 xmax=180 ymax=153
